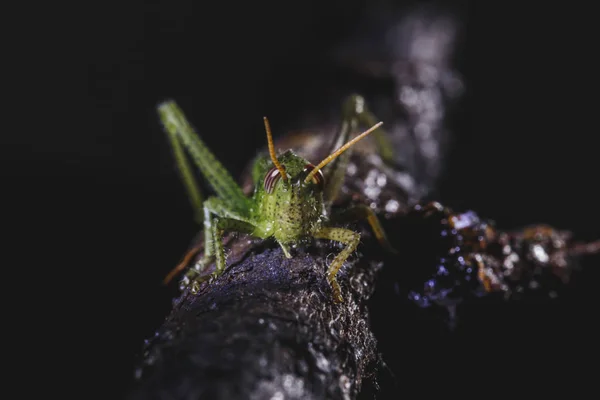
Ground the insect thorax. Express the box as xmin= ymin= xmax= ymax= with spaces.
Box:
xmin=249 ymin=150 xmax=327 ymax=243
xmin=259 ymin=182 xmax=326 ymax=244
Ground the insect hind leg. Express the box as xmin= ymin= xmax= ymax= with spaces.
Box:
xmin=162 ymin=112 xmax=205 ymax=224
xmin=324 ymin=95 xmax=394 ymax=204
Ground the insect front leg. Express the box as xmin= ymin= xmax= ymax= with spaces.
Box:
xmin=163 ymin=204 xmax=216 ymax=288
xmin=279 ymin=243 xmax=293 ymax=258
xmin=313 ymin=227 xmax=361 ymax=303
xmin=330 ymin=204 xmax=397 ymax=254
xmin=324 ymin=94 xmax=394 ymax=204
xmin=164 ymin=196 xmax=255 ymax=288
xmin=186 ymin=196 xmax=256 ymax=291
xmin=187 ymin=216 xmax=257 ymax=293
xmin=182 ymin=206 xmax=220 ymax=289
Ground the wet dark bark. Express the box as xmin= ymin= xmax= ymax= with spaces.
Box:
xmin=128 ymin=234 xmax=389 ymax=400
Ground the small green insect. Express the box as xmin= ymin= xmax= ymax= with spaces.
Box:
xmin=159 ymin=95 xmax=395 ymax=303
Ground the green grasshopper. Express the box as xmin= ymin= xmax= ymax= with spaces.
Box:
xmin=159 ymin=95 xmax=395 ymax=303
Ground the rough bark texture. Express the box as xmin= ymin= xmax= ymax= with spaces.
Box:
xmin=129 ymin=231 xmax=387 ymax=400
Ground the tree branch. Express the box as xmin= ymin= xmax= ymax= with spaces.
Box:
xmin=129 ymin=231 xmax=388 ymax=399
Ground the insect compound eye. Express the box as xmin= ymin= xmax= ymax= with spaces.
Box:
xmin=264 ymin=166 xmax=283 ymax=194
xmin=303 ymin=163 xmax=325 ymax=190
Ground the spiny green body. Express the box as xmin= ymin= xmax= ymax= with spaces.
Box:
xmin=159 ymin=95 xmax=395 ymax=303
xmin=249 ymin=151 xmax=327 ymax=245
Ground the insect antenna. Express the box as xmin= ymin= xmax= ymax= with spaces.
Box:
xmin=304 ymin=121 xmax=384 ymax=184
xmin=263 ymin=116 xmax=288 ymax=183
xmin=163 ymin=245 xmax=203 ymax=284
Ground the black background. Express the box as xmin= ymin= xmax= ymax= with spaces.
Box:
xmin=7 ymin=0 xmax=599 ymax=397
